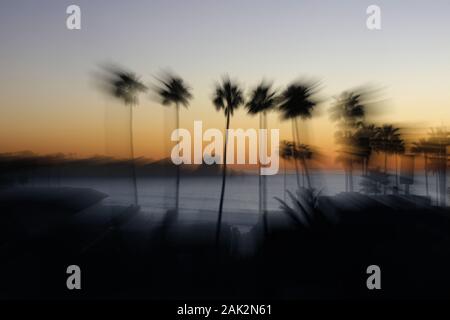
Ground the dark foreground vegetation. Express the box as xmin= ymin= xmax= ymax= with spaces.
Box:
xmin=1 ymin=186 xmax=449 ymax=300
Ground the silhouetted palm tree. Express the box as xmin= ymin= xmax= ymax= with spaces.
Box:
xmin=155 ymin=72 xmax=192 ymax=214
xmin=354 ymin=124 xmax=377 ymax=176
xmin=374 ymin=125 xmax=402 ymax=170
xmin=107 ymin=67 xmax=147 ymax=205
xmin=330 ymin=91 xmax=365 ymax=192
xmin=246 ymin=81 xmax=278 ymax=234
xmin=329 ymin=92 xmax=365 ymax=128
xmin=392 ymin=137 xmax=405 ymax=189
xmin=373 ymin=124 xmax=402 ymax=194
xmin=412 ymin=137 xmax=444 ymax=198
xmin=426 ymin=127 xmax=450 ymax=206
xmin=294 ymin=143 xmax=313 ymax=187
xmin=213 ymin=76 xmax=244 ymax=245
xmin=280 ymin=140 xmax=294 ymax=202
xmin=278 ymin=81 xmax=319 ymax=189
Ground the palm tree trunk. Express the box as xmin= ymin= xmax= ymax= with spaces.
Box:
xmin=344 ymin=168 xmax=349 ymax=192
xmin=436 ymin=171 xmax=439 ymax=205
xmin=424 ymin=154 xmax=429 ymax=197
xmin=395 ymin=153 xmax=399 ymax=187
xmin=384 ymin=151 xmax=388 ymax=194
xmin=130 ymin=106 xmax=138 ymax=206
xmin=362 ymin=159 xmax=365 ymax=177
xmin=439 ymin=153 xmax=446 ymax=207
xmin=262 ymin=111 xmax=268 ymax=236
xmin=216 ymin=111 xmax=230 ymax=246
xmin=175 ymin=103 xmax=180 ymax=213
xmin=384 ymin=150 xmax=388 ymax=173
xmin=283 ymin=159 xmax=287 ymax=202
xmin=294 ymin=119 xmax=304 ymax=185
xmin=301 ymin=156 xmax=312 ymax=189
xmin=349 ymin=158 xmax=353 ymax=192
xmin=291 ymin=120 xmax=301 ymax=189
xmin=363 ymin=156 xmax=369 ymax=176
xmin=302 ymin=167 xmax=305 ymax=187
xmin=442 ymin=154 xmax=447 ymax=207
xmin=258 ymin=114 xmax=262 ymax=215
xmin=294 ymin=119 xmax=311 ymax=189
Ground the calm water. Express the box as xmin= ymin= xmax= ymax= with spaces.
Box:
xmin=53 ymin=171 xmax=443 ymax=213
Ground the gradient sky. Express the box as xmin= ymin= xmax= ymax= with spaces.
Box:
xmin=0 ymin=0 xmax=449 ymax=162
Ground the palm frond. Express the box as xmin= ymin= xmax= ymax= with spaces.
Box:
xmin=154 ymin=72 xmax=192 ymax=108
xmin=246 ymin=81 xmax=278 ymax=115
xmin=212 ymin=76 xmax=244 ymax=116
xmin=278 ymin=81 xmax=320 ymax=120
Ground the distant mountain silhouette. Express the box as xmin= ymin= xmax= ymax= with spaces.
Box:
xmin=140 ymin=158 xmax=245 ymax=176
xmin=0 ymin=153 xmax=247 ymax=187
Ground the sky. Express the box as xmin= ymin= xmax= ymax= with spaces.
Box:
xmin=0 ymin=0 xmax=449 ymax=164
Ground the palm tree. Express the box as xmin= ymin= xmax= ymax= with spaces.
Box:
xmin=329 ymin=92 xmax=365 ymax=128
xmin=392 ymin=137 xmax=405 ymax=189
xmin=352 ymin=123 xmax=386 ymax=195
xmin=154 ymin=72 xmax=192 ymax=214
xmin=246 ymin=81 xmax=278 ymax=234
xmin=373 ymin=124 xmax=402 ymax=194
xmin=329 ymin=91 xmax=365 ymax=192
xmin=106 ymin=67 xmax=147 ymax=205
xmin=354 ymin=123 xmax=377 ymax=176
xmin=294 ymin=143 xmax=313 ymax=187
xmin=212 ymin=76 xmax=244 ymax=245
xmin=280 ymin=140 xmax=295 ymax=202
xmin=426 ymin=127 xmax=450 ymax=206
xmin=412 ymin=139 xmax=431 ymax=197
xmin=278 ymin=81 xmax=320 ymax=189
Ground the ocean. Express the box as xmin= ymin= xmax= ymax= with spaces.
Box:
xmin=51 ymin=171 xmax=439 ymax=214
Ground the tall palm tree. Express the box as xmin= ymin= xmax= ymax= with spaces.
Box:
xmin=246 ymin=81 xmax=278 ymax=234
xmin=278 ymin=81 xmax=320 ymax=189
xmin=155 ymin=72 xmax=192 ymax=214
xmin=107 ymin=67 xmax=147 ymax=205
xmin=280 ymin=140 xmax=294 ymax=202
xmin=373 ymin=124 xmax=402 ymax=194
xmin=294 ymin=143 xmax=313 ymax=187
xmin=329 ymin=91 xmax=365 ymax=192
xmin=354 ymin=123 xmax=377 ymax=176
xmin=392 ymin=137 xmax=405 ymax=189
xmin=213 ymin=76 xmax=244 ymax=245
